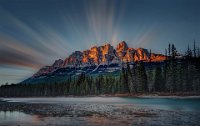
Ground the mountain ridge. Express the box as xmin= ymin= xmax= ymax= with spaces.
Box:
xmin=32 ymin=41 xmax=166 ymax=78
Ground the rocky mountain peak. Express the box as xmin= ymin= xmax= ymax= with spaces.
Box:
xmin=116 ymin=41 xmax=128 ymax=59
xmin=33 ymin=41 xmax=167 ymax=77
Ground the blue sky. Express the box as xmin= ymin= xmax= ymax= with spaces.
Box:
xmin=0 ymin=0 xmax=200 ymax=84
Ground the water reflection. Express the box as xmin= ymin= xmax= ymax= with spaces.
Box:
xmin=0 ymin=111 xmax=98 ymax=126
xmin=0 ymin=111 xmax=41 ymax=125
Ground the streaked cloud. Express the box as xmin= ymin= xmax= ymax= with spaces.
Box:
xmin=0 ymin=7 xmax=73 ymax=69
xmin=0 ymin=6 xmax=74 ymax=84
xmin=0 ymin=0 xmax=199 ymax=84
xmin=84 ymin=0 xmax=124 ymax=47
xmin=0 ymin=65 xmax=35 ymax=84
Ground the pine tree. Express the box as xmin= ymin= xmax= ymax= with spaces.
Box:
xmin=136 ymin=61 xmax=148 ymax=92
xmin=171 ymin=44 xmax=177 ymax=59
xmin=168 ymin=43 xmax=171 ymax=56
xmin=194 ymin=40 xmax=196 ymax=57
xmin=121 ymin=64 xmax=130 ymax=93
xmin=187 ymin=44 xmax=192 ymax=58
xmin=176 ymin=61 xmax=184 ymax=92
xmin=132 ymin=63 xmax=137 ymax=93
xmin=172 ymin=61 xmax=178 ymax=92
xmin=127 ymin=63 xmax=134 ymax=93
xmin=165 ymin=61 xmax=173 ymax=92
xmin=149 ymin=49 xmax=152 ymax=62
xmin=91 ymin=77 xmax=97 ymax=95
xmin=127 ymin=63 xmax=134 ymax=92
xmin=154 ymin=65 xmax=164 ymax=92
xmin=163 ymin=60 xmax=168 ymax=92
xmin=147 ymin=64 xmax=154 ymax=92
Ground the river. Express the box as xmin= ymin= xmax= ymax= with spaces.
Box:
xmin=0 ymin=97 xmax=200 ymax=126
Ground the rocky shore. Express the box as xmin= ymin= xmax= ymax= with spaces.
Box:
xmin=0 ymin=100 xmax=200 ymax=126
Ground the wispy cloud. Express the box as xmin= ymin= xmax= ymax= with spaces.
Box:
xmin=0 ymin=0 xmax=199 ymax=84
xmin=0 ymin=65 xmax=35 ymax=84
xmin=0 ymin=7 xmax=74 ymax=84
xmin=84 ymin=0 xmax=125 ymax=46
xmin=0 ymin=35 xmax=44 ymax=69
xmin=0 ymin=7 xmax=73 ymax=70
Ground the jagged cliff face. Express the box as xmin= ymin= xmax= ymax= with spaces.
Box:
xmin=100 ymin=44 xmax=114 ymax=63
xmin=116 ymin=41 xmax=128 ymax=59
xmin=64 ymin=43 xmax=117 ymax=66
xmin=33 ymin=41 xmax=167 ymax=77
xmin=63 ymin=51 xmax=83 ymax=67
xmin=63 ymin=41 xmax=166 ymax=66
xmin=33 ymin=59 xmax=64 ymax=77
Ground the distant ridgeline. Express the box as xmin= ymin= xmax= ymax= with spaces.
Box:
xmin=0 ymin=41 xmax=200 ymax=97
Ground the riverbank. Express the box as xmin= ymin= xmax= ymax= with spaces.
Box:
xmin=0 ymin=97 xmax=200 ymax=126
xmin=1 ymin=92 xmax=200 ymax=99
xmin=108 ymin=92 xmax=200 ymax=97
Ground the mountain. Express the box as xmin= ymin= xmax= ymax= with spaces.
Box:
xmin=24 ymin=41 xmax=166 ymax=83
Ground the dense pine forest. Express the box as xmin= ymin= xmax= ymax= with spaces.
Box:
xmin=0 ymin=43 xmax=200 ymax=97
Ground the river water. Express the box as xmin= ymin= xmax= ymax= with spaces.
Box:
xmin=0 ymin=97 xmax=200 ymax=126
xmin=2 ymin=97 xmax=200 ymax=112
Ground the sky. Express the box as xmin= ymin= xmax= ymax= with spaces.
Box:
xmin=0 ymin=0 xmax=200 ymax=84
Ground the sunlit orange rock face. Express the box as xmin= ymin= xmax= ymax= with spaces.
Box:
xmin=116 ymin=42 xmax=150 ymax=62
xmin=65 ymin=43 xmax=116 ymax=66
xmin=63 ymin=51 xmax=83 ymax=67
xmin=116 ymin=42 xmax=167 ymax=62
xmin=62 ymin=41 xmax=167 ymax=66
xmin=134 ymin=48 xmax=150 ymax=61
xmin=82 ymin=50 xmax=90 ymax=65
xmin=99 ymin=44 xmax=115 ymax=64
xmin=116 ymin=41 xmax=128 ymax=59
xmin=89 ymin=46 xmax=100 ymax=64
xmin=123 ymin=48 xmax=135 ymax=62
xmin=150 ymin=53 xmax=167 ymax=62
xmin=34 ymin=41 xmax=167 ymax=76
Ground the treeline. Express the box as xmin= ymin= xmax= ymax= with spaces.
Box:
xmin=0 ymin=42 xmax=200 ymax=97
xmin=0 ymin=58 xmax=199 ymax=97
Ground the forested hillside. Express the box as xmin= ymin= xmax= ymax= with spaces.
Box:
xmin=0 ymin=58 xmax=200 ymax=97
xmin=0 ymin=43 xmax=200 ymax=97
